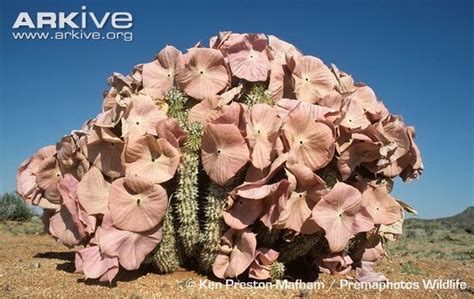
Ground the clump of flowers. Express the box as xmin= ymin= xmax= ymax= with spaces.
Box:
xmin=16 ymin=32 xmax=423 ymax=283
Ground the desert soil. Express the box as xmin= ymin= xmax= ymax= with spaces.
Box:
xmin=0 ymin=221 xmax=473 ymax=298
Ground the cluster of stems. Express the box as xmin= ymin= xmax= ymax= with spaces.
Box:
xmin=153 ymin=86 xmax=309 ymax=278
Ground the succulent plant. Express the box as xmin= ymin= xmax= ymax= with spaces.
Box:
xmin=270 ymin=262 xmax=286 ymax=281
xmin=16 ymin=32 xmax=423 ymax=284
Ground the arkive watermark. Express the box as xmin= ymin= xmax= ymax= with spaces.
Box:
xmin=11 ymin=6 xmax=134 ymax=42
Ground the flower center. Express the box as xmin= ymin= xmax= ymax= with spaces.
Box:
xmin=110 ymin=143 xmax=114 ymax=147
xmin=299 ymin=140 xmax=304 ymax=145
xmin=136 ymin=198 xmax=141 ymax=206
xmin=199 ymin=70 xmax=204 ymax=75
xmin=136 ymin=121 xmax=140 ymax=125
xmin=216 ymin=149 xmax=222 ymax=154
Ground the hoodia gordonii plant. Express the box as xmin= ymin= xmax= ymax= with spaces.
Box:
xmin=16 ymin=32 xmax=423 ymax=283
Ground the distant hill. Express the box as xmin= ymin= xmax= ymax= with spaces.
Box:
xmin=436 ymin=206 xmax=474 ymax=224
xmin=405 ymin=207 xmax=473 ymax=234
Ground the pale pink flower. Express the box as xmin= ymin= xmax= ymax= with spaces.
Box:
xmin=268 ymin=62 xmax=295 ymax=102
xmin=340 ymin=99 xmax=371 ymax=130
xmin=245 ymin=104 xmax=282 ymax=170
xmin=223 ymin=195 xmax=264 ymax=230
xmin=290 ymin=55 xmax=337 ymax=103
xmin=108 ymin=176 xmax=168 ymax=232
xmin=376 ymin=116 xmax=411 ymax=177
xmin=201 ymin=123 xmax=250 ymax=186
xmin=16 ymin=145 xmax=56 ymax=203
xmin=176 ymin=48 xmax=229 ymax=100
xmin=75 ymin=246 xmax=119 ymax=283
xmin=212 ymin=228 xmax=257 ymax=279
xmin=49 ymin=175 xmax=96 ymax=247
xmin=312 ymin=182 xmax=374 ymax=252
xmin=330 ymin=64 xmax=355 ymax=94
xmin=282 ymin=107 xmax=335 ymax=171
xmin=268 ymin=35 xmax=302 ymax=65
xmin=59 ymin=175 xmax=96 ymax=233
xmin=188 ymin=96 xmax=225 ymax=125
xmin=273 ymin=164 xmax=326 ymax=234
xmin=337 ymin=141 xmax=381 ymax=180
xmin=85 ymin=127 xmax=125 ymax=179
xmin=35 ymin=156 xmax=62 ymax=204
xmin=122 ymin=93 xmax=167 ymax=138
xmin=249 ymin=248 xmax=280 ymax=280
xmin=155 ymin=118 xmax=188 ymax=148
xmin=276 ymin=98 xmax=339 ymax=122
xmin=142 ymin=45 xmax=184 ymax=99
xmin=227 ymin=33 xmax=271 ymax=82
xmin=77 ymin=166 xmax=110 ymax=215
xmin=361 ymin=185 xmax=402 ymax=225
xmin=98 ymin=212 xmax=163 ymax=271
xmin=125 ymin=135 xmax=180 ymax=184
xmin=267 ymin=35 xmax=302 ymax=101
xmin=56 ymin=136 xmax=90 ymax=180
xmin=319 ymin=254 xmax=353 ymax=275
xmin=212 ymin=102 xmax=247 ymax=134
xmin=400 ymin=126 xmax=424 ymax=181
xmin=347 ymin=84 xmax=388 ymax=121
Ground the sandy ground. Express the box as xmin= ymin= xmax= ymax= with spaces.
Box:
xmin=0 ymin=223 xmax=473 ymax=298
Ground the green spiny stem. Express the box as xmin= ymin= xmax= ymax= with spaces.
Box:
xmin=185 ymin=122 xmax=203 ymax=152
xmin=175 ymin=150 xmax=201 ymax=259
xmin=199 ymin=182 xmax=228 ymax=272
xmin=270 ymin=262 xmax=286 ymax=281
xmin=244 ymin=84 xmax=273 ymax=107
xmin=165 ymin=88 xmax=203 ymax=260
xmin=278 ymin=233 xmax=322 ymax=263
xmin=152 ymin=208 xmax=180 ymax=273
xmin=166 ymin=88 xmax=188 ymax=127
xmin=198 ymin=169 xmax=246 ymax=272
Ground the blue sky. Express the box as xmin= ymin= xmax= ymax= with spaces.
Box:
xmin=0 ymin=0 xmax=472 ymax=218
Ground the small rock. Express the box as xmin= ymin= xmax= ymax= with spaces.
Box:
xmin=2 ymin=283 xmax=11 ymax=292
xmin=31 ymin=262 xmax=41 ymax=269
xmin=298 ymin=288 xmax=311 ymax=297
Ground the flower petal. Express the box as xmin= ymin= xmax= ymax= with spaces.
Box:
xmin=99 ymin=213 xmax=163 ymax=270
xmin=108 ymin=176 xmax=168 ymax=232
xmin=201 ymin=123 xmax=250 ymax=186
xmin=176 ymin=48 xmax=229 ymax=100
xmin=292 ymin=56 xmax=336 ymax=103
xmin=77 ymin=166 xmax=110 ymax=215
